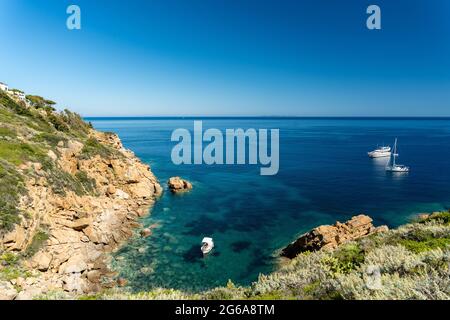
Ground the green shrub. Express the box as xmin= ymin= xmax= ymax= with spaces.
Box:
xmin=0 ymin=252 xmax=19 ymax=266
xmin=47 ymin=113 xmax=69 ymax=132
xmin=24 ymin=230 xmax=49 ymax=257
xmin=61 ymin=109 xmax=91 ymax=136
xmin=423 ymin=212 xmax=450 ymax=225
xmin=0 ymin=162 xmax=25 ymax=230
xmin=321 ymin=244 xmax=364 ymax=275
xmin=32 ymin=132 xmax=66 ymax=147
xmin=398 ymin=238 xmax=450 ymax=253
xmin=79 ymin=137 xmax=115 ymax=159
xmin=75 ymin=171 xmax=97 ymax=195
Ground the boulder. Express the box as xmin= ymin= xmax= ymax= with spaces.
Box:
xmin=106 ymin=184 xmax=116 ymax=195
xmin=281 ymin=215 xmax=388 ymax=259
xmin=87 ymin=270 xmax=102 ymax=283
xmin=140 ymin=228 xmax=152 ymax=238
xmin=70 ymin=217 xmax=91 ymax=231
xmin=15 ymin=287 xmax=43 ymax=300
xmin=168 ymin=177 xmax=192 ymax=193
xmin=2 ymin=225 xmax=27 ymax=251
xmin=31 ymin=252 xmax=53 ymax=271
xmin=47 ymin=150 xmax=58 ymax=161
xmin=117 ymin=278 xmax=128 ymax=287
xmin=114 ymin=189 xmax=130 ymax=200
xmin=417 ymin=213 xmax=430 ymax=220
xmin=60 ymin=254 xmax=88 ymax=274
xmin=0 ymin=281 xmax=17 ymax=300
xmin=62 ymin=273 xmax=86 ymax=293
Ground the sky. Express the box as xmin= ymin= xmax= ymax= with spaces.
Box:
xmin=0 ymin=0 xmax=449 ymax=116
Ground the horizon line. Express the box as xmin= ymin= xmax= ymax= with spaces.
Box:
xmin=84 ymin=115 xmax=450 ymax=120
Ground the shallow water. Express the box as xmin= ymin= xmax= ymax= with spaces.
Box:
xmin=88 ymin=118 xmax=450 ymax=292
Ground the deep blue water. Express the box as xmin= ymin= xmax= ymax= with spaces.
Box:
xmin=88 ymin=118 xmax=450 ymax=292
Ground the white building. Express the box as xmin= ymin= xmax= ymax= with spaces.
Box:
xmin=11 ymin=90 xmax=26 ymax=100
xmin=0 ymin=82 xmax=8 ymax=92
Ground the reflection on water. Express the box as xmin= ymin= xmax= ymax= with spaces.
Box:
xmin=370 ymin=156 xmax=390 ymax=168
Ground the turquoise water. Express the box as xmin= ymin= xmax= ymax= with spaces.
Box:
xmin=88 ymin=118 xmax=450 ymax=292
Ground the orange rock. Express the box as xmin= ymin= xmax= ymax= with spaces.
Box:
xmin=281 ymin=214 xmax=388 ymax=259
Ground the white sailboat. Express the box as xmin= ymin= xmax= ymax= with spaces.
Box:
xmin=386 ymin=138 xmax=409 ymax=172
xmin=201 ymin=237 xmax=214 ymax=255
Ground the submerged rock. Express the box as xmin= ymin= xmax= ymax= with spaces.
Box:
xmin=281 ymin=214 xmax=388 ymax=259
xmin=117 ymin=278 xmax=128 ymax=287
xmin=168 ymin=177 xmax=192 ymax=193
xmin=140 ymin=228 xmax=152 ymax=238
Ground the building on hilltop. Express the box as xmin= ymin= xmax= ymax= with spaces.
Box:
xmin=10 ymin=89 xmax=26 ymax=101
xmin=0 ymin=82 xmax=9 ymax=92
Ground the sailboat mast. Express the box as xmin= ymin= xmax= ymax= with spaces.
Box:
xmin=393 ymin=138 xmax=397 ymax=166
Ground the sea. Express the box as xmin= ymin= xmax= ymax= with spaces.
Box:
xmin=87 ymin=117 xmax=450 ymax=292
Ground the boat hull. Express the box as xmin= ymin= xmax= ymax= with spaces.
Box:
xmin=386 ymin=166 xmax=409 ymax=172
xmin=201 ymin=246 xmax=213 ymax=255
xmin=368 ymin=151 xmax=391 ymax=158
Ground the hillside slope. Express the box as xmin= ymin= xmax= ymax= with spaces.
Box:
xmin=0 ymin=90 xmax=162 ymax=299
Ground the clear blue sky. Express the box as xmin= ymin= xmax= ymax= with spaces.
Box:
xmin=1 ymin=0 xmax=449 ymax=116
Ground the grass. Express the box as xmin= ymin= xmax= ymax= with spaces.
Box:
xmin=0 ymin=141 xmax=45 ymax=165
xmin=0 ymin=126 xmax=16 ymax=137
xmin=0 ymin=252 xmax=32 ymax=281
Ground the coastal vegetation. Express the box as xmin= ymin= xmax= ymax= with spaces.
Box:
xmin=0 ymin=89 xmax=125 ymax=240
xmin=0 ymin=85 xmax=162 ymax=300
xmin=36 ymin=212 xmax=449 ymax=300
xmin=0 ymin=90 xmax=118 ymax=230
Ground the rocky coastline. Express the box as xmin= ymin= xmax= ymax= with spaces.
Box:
xmin=1 ymin=131 xmax=162 ymax=299
xmin=0 ymin=87 xmax=163 ymax=299
xmin=281 ymin=215 xmax=388 ymax=258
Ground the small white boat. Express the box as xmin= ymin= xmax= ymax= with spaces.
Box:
xmin=368 ymin=145 xmax=391 ymax=158
xmin=201 ymin=237 xmax=214 ymax=255
xmin=386 ymin=138 xmax=409 ymax=172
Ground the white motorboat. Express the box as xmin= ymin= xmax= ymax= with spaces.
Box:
xmin=386 ymin=138 xmax=409 ymax=172
xmin=368 ymin=145 xmax=391 ymax=158
xmin=201 ymin=237 xmax=214 ymax=255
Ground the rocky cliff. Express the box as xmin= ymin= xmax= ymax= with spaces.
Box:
xmin=0 ymin=89 xmax=162 ymax=299
xmin=281 ymin=215 xmax=388 ymax=258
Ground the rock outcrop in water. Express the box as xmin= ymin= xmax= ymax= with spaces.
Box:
xmin=281 ymin=215 xmax=388 ymax=258
xmin=168 ymin=177 xmax=192 ymax=193
xmin=0 ymin=88 xmax=162 ymax=299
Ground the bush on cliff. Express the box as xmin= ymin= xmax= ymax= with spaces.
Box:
xmin=0 ymin=162 xmax=25 ymax=231
xmin=79 ymin=137 xmax=117 ymax=160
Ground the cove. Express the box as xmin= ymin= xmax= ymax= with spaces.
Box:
xmin=88 ymin=117 xmax=450 ymax=292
